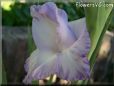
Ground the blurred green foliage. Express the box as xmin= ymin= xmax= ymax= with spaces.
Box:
xmin=2 ymin=2 xmax=114 ymax=30
xmin=2 ymin=3 xmax=32 ymax=26
xmin=108 ymin=9 xmax=114 ymax=31
xmin=2 ymin=2 xmax=84 ymax=26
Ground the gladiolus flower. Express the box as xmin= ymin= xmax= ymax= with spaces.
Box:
xmin=23 ymin=2 xmax=91 ymax=84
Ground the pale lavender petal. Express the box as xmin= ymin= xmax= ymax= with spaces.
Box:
xmin=55 ymin=51 xmax=90 ymax=80
xmin=32 ymin=17 xmax=58 ymax=51
xmin=30 ymin=2 xmax=76 ymax=51
xmin=39 ymin=2 xmax=58 ymax=23
xmin=23 ymin=50 xmax=55 ymax=84
xmin=69 ymin=18 xmax=91 ymax=57
xmin=56 ymin=18 xmax=91 ymax=80
xmin=30 ymin=5 xmax=41 ymax=18
xmin=32 ymin=57 xmax=57 ymax=80
xmin=51 ymin=18 xmax=90 ymax=80
xmin=23 ymin=2 xmax=91 ymax=84
xmin=58 ymin=8 xmax=68 ymax=22
xmin=30 ymin=2 xmax=58 ymax=23
xmin=31 ymin=47 xmax=90 ymax=81
xmin=24 ymin=49 xmax=39 ymax=73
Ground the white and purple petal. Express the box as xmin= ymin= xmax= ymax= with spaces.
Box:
xmin=31 ymin=2 xmax=76 ymax=51
xmin=23 ymin=2 xmax=91 ymax=84
xmin=23 ymin=50 xmax=55 ymax=84
xmin=31 ymin=18 xmax=91 ymax=81
xmin=55 ymin=18 xmax=91 ymax=80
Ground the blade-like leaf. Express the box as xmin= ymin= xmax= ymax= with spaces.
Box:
xmin=89 ymin=9 xmax=114 ymax=70
xmin=85 ymin=6 xmax=113 ymax=61
xmin=76 ymin=3 xmax=113 ymax=85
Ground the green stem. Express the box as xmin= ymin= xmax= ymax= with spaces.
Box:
xmin=2 ymin=64 xmax=7 ymax=85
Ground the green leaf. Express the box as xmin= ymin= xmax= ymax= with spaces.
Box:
xmin=76 ymin=3 xmax=113 ymax=85
xmin=85 ymin=6 xmax=113 ymax=61
xmin=2 ymin=64 xmax=7 ymax=85
xmin=89 ymin=10 xmax=113 ymax=70
xmin=32 ymin=80 xmax=39 ymax=85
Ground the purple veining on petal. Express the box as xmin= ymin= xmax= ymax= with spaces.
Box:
xmin=81 ymin=54 xmax=86 ymax=58
xmin=64 ymin=69 xmax=70 ymax=80
xmin=24 ymin=61 xmax=28 ymax=72
xmin=23 ymin=2 xmax=91 ymax=84
xmin=57 ymin=61 xmax=64 ymax=78
xmin=30 ymin=5 xmax=41 ymax=19
xmin=75 ymin=67 xmax=86 ymax=80
xmin=58 ymin=8 xmax=68 ymax=23
xmin=30 ymin=2 xmax=70 ymax=25
xmin=23 ymin=74 xmax=33 ymax=84
xmin=31 ymin=57 xmax=56 ymax=80
xmin=69 ymin=18 xmax=91 ymax=62
xmin=79 ymin=73 xmax=83 ymax=80
xmin=55 ymin=51 xmax=90 ymax=80
xmin=76 ymin=71 xmax=83 ymax=80
xmin=24 ymin=57 xmax=30 ymax=72
xmin=83 ymin=59 xmax=89 ymax=64
xmin=55 ymin=55 xmax=64 ymax=79
xmin=68 ymin=25 xmax=77 ymax=40
xmin=55 ymin=18 xmax=90 ymax=80
xmin=39 ymin=2 xmax=58 ymax=23
xmin=86 ymin=70 xmax=90 ymax=78
xmin=32 ymin=66 xmax=43 ymax=80
xmin=31 ymin=2 xmax=59 ymax=23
